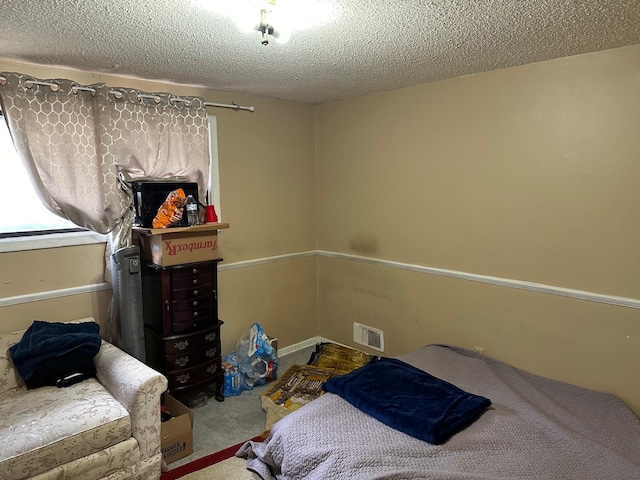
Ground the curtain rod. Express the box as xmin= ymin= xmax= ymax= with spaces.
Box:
xmin=205 ymin=101 xmax=254 ymax=112
xmin=0 ymin=76 xmax=255 ymax=112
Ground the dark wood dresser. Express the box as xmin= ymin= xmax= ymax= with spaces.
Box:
xmin=141 ymin=259 xmax=224 ymax=403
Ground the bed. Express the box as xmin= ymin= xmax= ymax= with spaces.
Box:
xmin=237 ymin=344 xmax=640 ymax=479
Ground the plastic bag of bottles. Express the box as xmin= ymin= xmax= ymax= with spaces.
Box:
xmin=222 ymin=352 xmax=250 ymax=397
xmin=222 ymin=323 xmax=277 ymax=397
xmin=237 ymin=322 xmax=277 ymax=387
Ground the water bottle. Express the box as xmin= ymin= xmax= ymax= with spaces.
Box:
xmin=186 ymin=195 xmax=198 ymax=226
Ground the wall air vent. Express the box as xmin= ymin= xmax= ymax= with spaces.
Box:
xmin=353 ymin=322 xmax=384 ymax=352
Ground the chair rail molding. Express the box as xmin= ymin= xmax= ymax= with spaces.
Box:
xmin=2 ymin=250 xmax=638 ymax=311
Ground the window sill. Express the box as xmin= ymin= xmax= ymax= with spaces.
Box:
xmin=0 ymin=231 xmax=107 ymax=253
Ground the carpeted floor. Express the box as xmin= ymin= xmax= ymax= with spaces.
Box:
xmin=161 ymin=433 xmax=268 ymax=480
xmin=178 ymin=456 xmax=255 ymax=480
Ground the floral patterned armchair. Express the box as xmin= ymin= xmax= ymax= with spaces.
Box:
xmin=0 ymin=319 xmax=168 ymax=480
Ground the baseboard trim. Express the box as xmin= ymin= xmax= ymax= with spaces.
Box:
xmin=278 ymin=336 xmax=370 ymax=358
xmin=278 ymin=336 xmax=321 ymax=357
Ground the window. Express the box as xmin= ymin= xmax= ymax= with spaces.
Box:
xmin=0 ymin=113 xmax=220 ymax=251
xmin=0 ymin=116 xmax=82 ymax=236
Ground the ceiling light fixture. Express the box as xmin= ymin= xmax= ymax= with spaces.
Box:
xmin=194 ymin=0 xmax=340 ymax=45
xmin=257 ymin=1 xmax=279 ymax=46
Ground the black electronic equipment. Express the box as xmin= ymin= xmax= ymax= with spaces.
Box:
xmin=131 ymin=180 xmax=199 ymax=228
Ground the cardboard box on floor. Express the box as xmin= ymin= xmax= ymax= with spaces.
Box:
xmin=134 ymin=223 xmax=229 ymax=267
xmin=161 ymin=393 xmax=194 ymax=464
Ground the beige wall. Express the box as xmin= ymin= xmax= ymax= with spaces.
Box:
xmin=316 ymin=44 xmax=640 ymax=413
xmin=0 ymin=59 xmax=318 ymax=353
xmin=0 ymin=243 xmax=109 ymax=331
xmin=1 ymin=44 xmax=639 ymax=413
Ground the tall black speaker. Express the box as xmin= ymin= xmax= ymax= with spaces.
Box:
xmin=110 ymin=245 xmax=146 ymax=362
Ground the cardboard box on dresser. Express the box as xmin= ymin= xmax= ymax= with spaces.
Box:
xmin=134 ymin=223 xmax=229 ymax=267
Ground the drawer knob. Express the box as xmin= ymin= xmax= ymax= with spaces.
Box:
xmin=192 ymin=279 xmax=198 ymax=285
xmin=192 ymin=300 xmax=199 ymax=307
xmin=193 ymin=289 xmax=199 ymax=296
xmin=207 ymin=364 xmax=218 ymax=374
xmin=175 ymin=356 xmax=190 ymax=367
xmin=192 ymin=268 xmax=198 ymax=274
xmin=175 ymin=340 xmax=189 ymax=351
xmin=193 ymin=311 xmax=199 ymax=318
xmin=176 ymin=373 xmax=190 ymax=384
xmin=206 ymin=348 xmax=217 ymax=357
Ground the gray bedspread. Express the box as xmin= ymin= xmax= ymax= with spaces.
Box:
xmin=237 ymin=344 xmax=640 ymax=479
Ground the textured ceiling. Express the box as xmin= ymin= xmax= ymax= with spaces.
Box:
xmin=0 ymin=0 xmax=639 ymax=104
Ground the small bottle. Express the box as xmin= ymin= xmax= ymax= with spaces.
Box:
xmin=185 ymin=195 xmax=198 ymax=226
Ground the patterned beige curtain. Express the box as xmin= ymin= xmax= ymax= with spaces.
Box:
xmin=0 ymin=71 xmax=210 ymax=253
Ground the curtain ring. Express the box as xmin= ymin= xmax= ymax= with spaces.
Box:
xmin=136 ymin=93 xmax=162 ymax=104
xmin=72 ymin=85 xmax=98 ymax=96
xmin=169 ymin=96 xmax=191 ymax=107
xmin=24 ymin=79 xmax=60 ymax=92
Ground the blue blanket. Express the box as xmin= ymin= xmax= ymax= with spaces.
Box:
xmin=322 ymin=356 xmax=491 ymax=444
xmin=9 ymin=321 xmax=102 ymax=389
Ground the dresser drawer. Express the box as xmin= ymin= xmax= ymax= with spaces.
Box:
xmin=171 ymin=285 xmax=214 ymax=301
xmin=171 ymin=264 xmax=212 ymax=278
xmin=160 ymin=325 xmax=221 ymax=355
xmin=171 ymin=271 xmax=212 ymax=290
xmin=172 ymin=304 xmax=212 ymax=323
xmin=172 ymin=316 xmax=214 ymax=335
xmin=165 ymin=343 xmax=221 ymax=371
xmin=172 ymin=294 xmax=212 ymax=312
xmin=166 ymin=358 xmax=221 ymax=389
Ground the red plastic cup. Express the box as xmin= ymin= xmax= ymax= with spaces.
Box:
xmin=205 ymin=205 xmax=218 ymax=223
